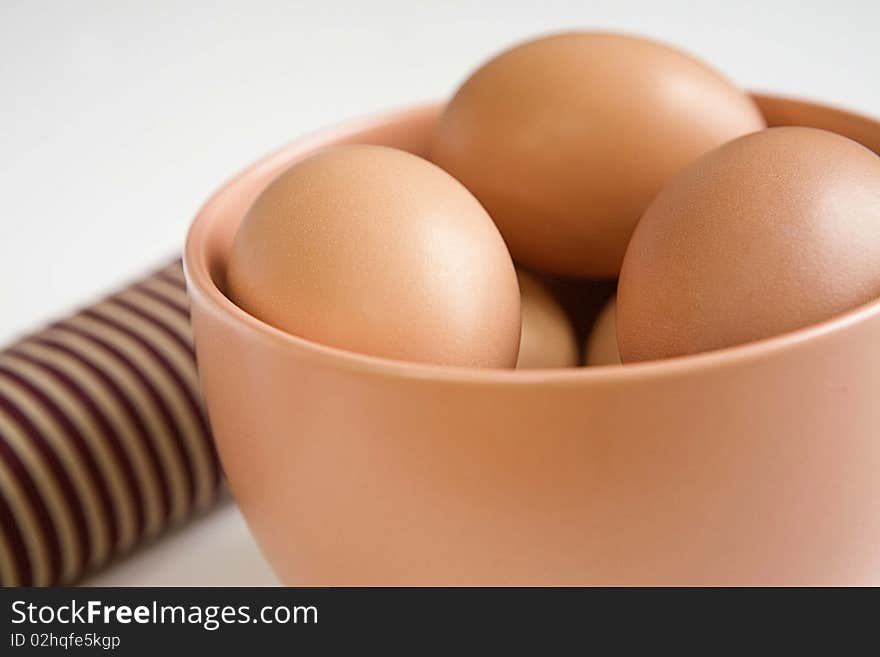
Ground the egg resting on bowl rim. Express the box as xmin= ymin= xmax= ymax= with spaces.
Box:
xmin=617 ymin=126 xmax=880 ymax=362
xmin=226 ymin=144 xmax=522 ymax=368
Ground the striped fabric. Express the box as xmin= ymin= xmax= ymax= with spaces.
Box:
xmin=0 ymin=260 xmax=221 ymax=586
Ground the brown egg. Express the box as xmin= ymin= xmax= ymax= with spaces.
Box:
xmin=618 ymin=127 xmax=880 ymax=362
xmin=584 ymin=295 xmax=620 ymax=366
xmin=431 ymin=31 xmax=765 ymax=277
xmin=227 ymin=144 xmax=521 ymax=368
xmin=516 ymin=269 xmax=578 ymax=368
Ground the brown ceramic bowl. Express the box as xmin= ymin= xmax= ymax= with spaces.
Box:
xmin=184 ymin=95 xmax=880 ymax=585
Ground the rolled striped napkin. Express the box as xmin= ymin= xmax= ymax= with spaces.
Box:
xmin=0 ymin=260 xmax=221 ymax=586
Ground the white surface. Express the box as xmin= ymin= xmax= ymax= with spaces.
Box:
xmin=1 ymin=1 xmax=878 ymax=586
xmin=85 ymin=497 xmax=279 ymax=587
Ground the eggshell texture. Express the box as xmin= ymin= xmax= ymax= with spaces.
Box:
xmin=584 ymin=295 xmax=620 ymax=366
xmin=430 ymin=32 xmax=765 ymax=277
xmin=617 ymin=126 xmax=880 ymax=363
xmin=226 ymin=144 xmax=522 ymax=368
xmin=515 ymin=269 xmax=578 ymax=368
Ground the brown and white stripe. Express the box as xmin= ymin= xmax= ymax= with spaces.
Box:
xmin=0 ymin=260 xmax=221 ymax=586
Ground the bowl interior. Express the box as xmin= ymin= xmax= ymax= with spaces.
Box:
xmin=184 ymin=94 xmax=880 ymax=384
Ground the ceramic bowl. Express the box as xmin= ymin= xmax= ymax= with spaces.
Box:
xmin=184 ymin=95 xmax=880 ymax=585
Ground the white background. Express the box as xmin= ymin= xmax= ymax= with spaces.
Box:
xmin=1 ymin=1 xmax=878 ymax=585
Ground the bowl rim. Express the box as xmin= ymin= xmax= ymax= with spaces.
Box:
xmin=183 ymin=95 xmax=880 ymax=387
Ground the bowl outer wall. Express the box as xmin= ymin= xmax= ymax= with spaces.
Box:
xmin=184 ymin=96 xmax=880 ymax=585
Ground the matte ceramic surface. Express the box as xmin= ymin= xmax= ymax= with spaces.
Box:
xmin=185 ymin=96 xmax=880 ymax=585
